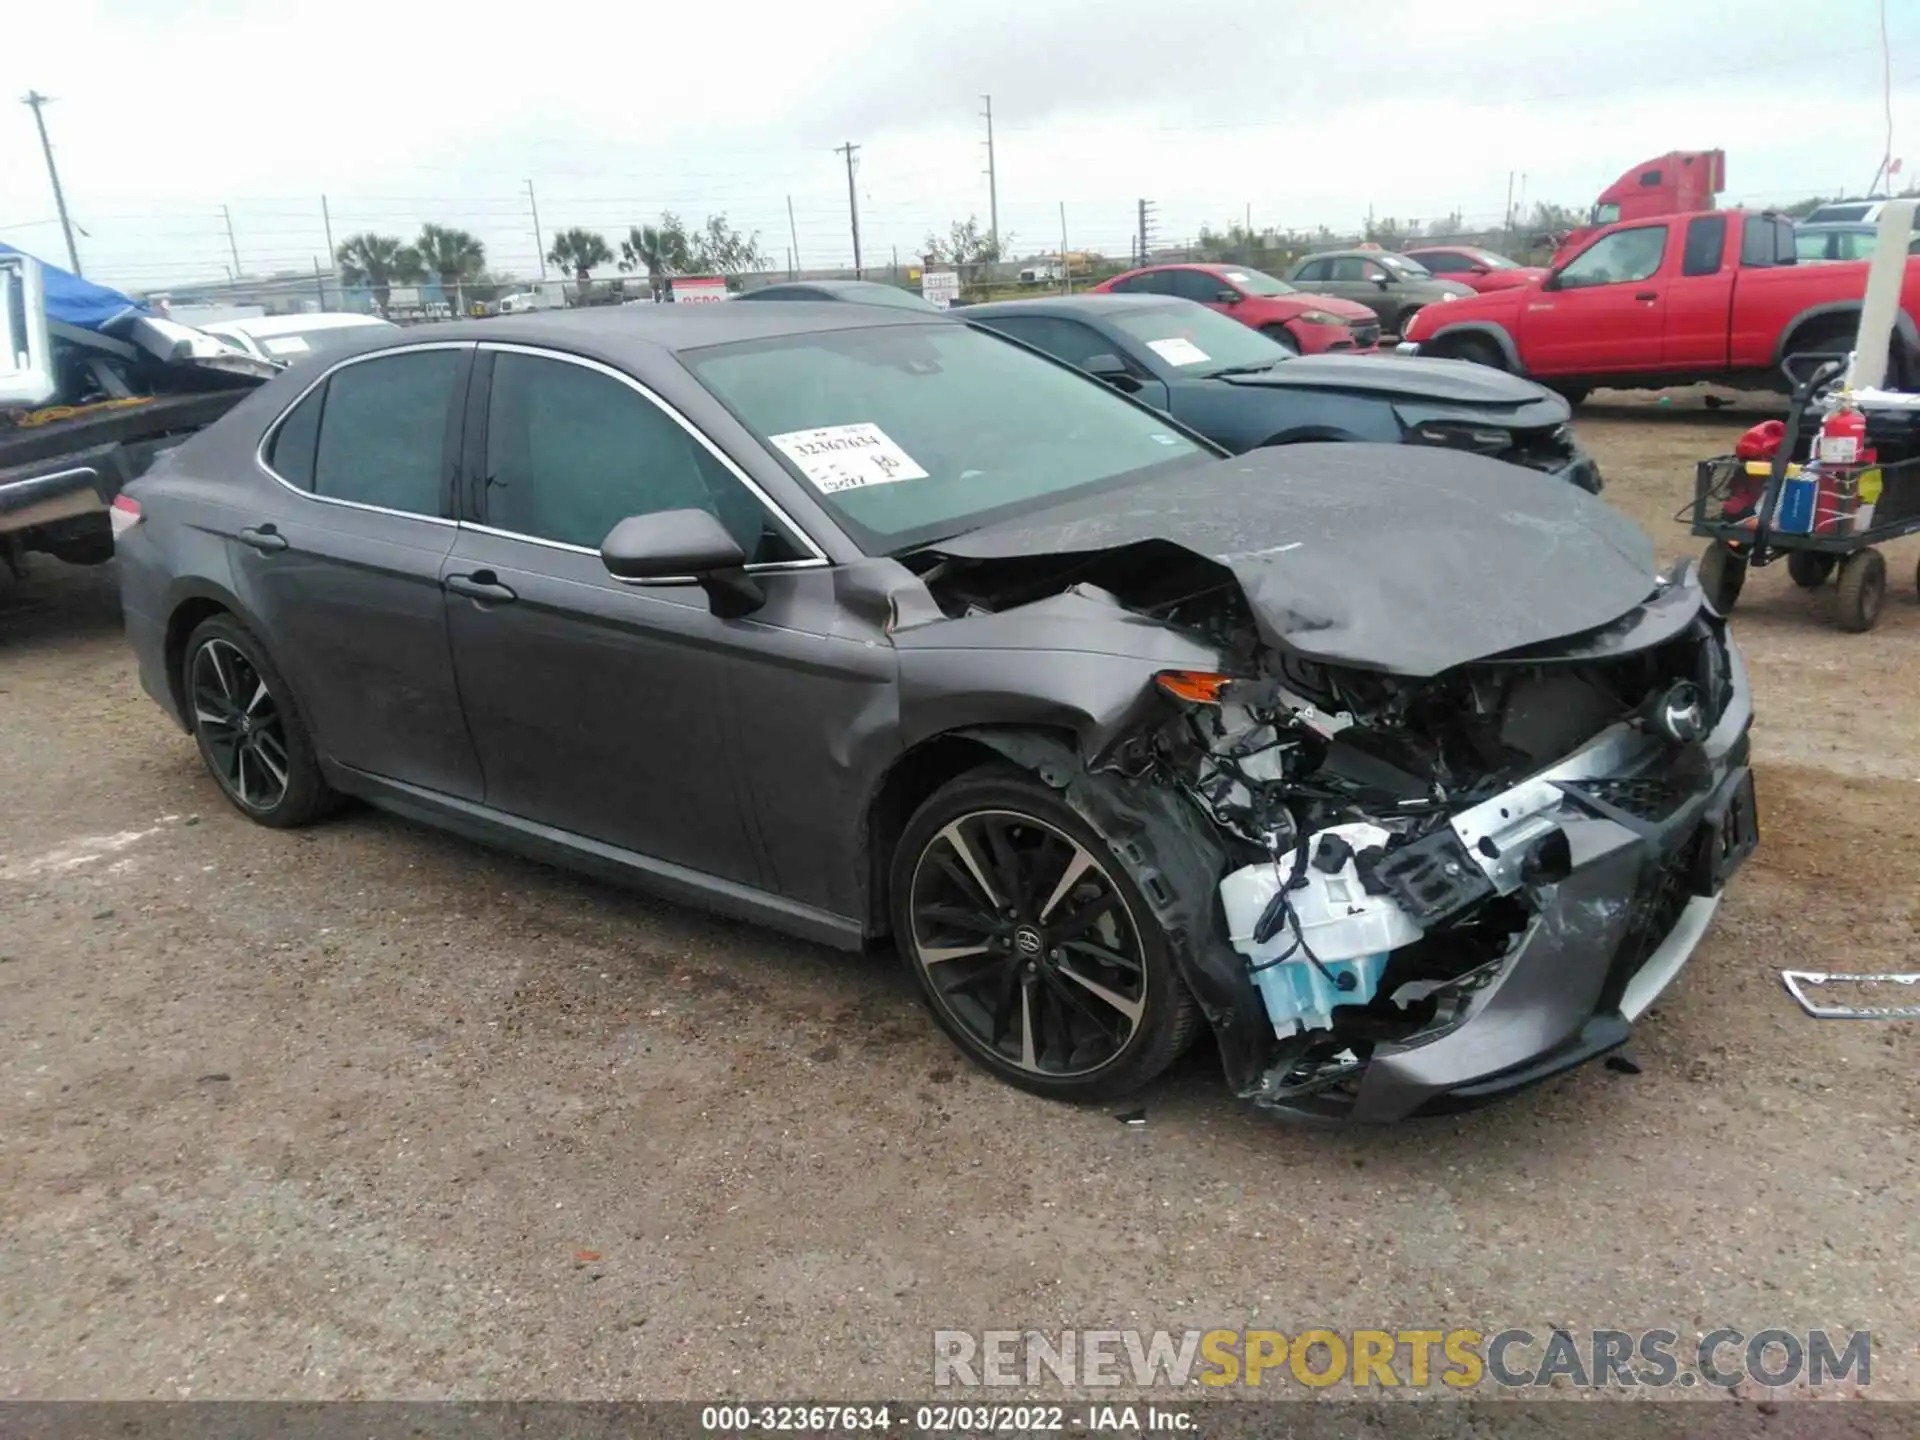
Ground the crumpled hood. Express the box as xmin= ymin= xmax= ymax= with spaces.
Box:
xmin=1229 ymin=352 xmax=1567 ymax=413
xmin=926 ymin=443 xmax=1671 ymax=677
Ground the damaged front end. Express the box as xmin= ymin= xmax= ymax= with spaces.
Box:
xmin=916 ymin=446 xmax=1758 ymax=1121
xmin=1149 ymin=573 xmax=1757 ymax=1120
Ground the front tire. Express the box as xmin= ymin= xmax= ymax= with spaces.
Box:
xmin=890 ymin=766 xmax=1199 ymax=1102
xmin=1259 ymin=324 xmax=1301 ymax=355
xmin=1835 ymin=548 xmax=1886 ymax=633
xmin=182 ymin=614 xmax=336 ymax=827
xmin=1446 ymin=335 xmax=1508 ymax=371
xmin=1699 ymin=540 xmax=1747 ymax=615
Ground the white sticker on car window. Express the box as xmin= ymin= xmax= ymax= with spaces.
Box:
xmin=1146 ymin=337 xmax=1211 ymax=366
xmin=263 ymin=336 xmax=311 ymax=355
xmin=768 ymin=423 xmax=930 ymax=494
xmin=1223 ymin=272 xmax=1252 ymax=283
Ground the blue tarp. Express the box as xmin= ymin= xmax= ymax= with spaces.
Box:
xmin=0 ymin=241 xmax=145 ymax=331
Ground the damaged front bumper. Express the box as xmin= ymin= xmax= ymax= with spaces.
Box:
xmin=1238 ymin=638 xmax=1756 ymax=1123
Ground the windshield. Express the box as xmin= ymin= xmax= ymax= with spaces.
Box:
xmin=1378 ymin=254 xmax=1432 ymax=278
xmin=1108 ymin=303 xmax=1290 ymax=375
xmin=686 ymin=323 xmax=1212 ymax=553
xmin=1217 ymin=269 xmax=1296 ymax=296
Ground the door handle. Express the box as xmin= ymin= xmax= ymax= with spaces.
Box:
xmin=1634 ymin=291 xmax=1659 ymax=302
xmin=446 ymin=571 xmax=518 ymax=604
xmin=237 ymin=525 xmax=288 ymax=554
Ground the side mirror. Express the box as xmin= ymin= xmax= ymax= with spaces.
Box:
xmin=601 ymin=508 xmax=763 ymax=617
xmin=1215 ymin=289 xmax=1241 ymax=305
xmin=1373 ymin=274 xmax=1392 ymax=289
xmin=1468 ymin=265 xmax=1490 ymax=276
xmin=1083 ymin=353 xmax=1134 ymax=387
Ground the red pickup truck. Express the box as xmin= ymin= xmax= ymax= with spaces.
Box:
xmin=1399 ymin=209 xmax=1920 ymax=401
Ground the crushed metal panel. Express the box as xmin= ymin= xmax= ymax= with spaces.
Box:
xmin=929 ymin=443 xmax=1659 ymax=677
xmin=1781 ymin=970 xmax=1920 ymax=1019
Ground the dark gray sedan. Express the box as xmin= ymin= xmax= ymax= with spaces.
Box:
xmin=1287 ymin=250 xmax=1475 ymax=334
xmin=114 ymin=304 xmax=1755 ymax=1122
xmin=966 ymin=295 xmax=1599 ymax=490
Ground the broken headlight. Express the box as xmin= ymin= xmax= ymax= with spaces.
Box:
xmin=1410 ymin=422 xmax=1513 ymax=456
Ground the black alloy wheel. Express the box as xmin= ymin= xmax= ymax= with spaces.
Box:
xmin=894 ymin=770 xmax=1197 ymax=1101
xmin=183 ymin=615 xmax=335 ymax=827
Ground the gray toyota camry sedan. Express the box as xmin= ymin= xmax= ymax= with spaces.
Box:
xmin=114 ymin=304 xmax=1757 ymax=1122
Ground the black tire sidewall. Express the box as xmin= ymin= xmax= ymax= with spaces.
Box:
xmin=182 ymin=614 xmax=332 ymax=828
xmin=1836 ymin=551 xmax=1886 ymax=632
xmin=889 ymin=766 xmax=1194 ymax=1102
xmin=1260 ymin=324 xmax=1300 ymax=354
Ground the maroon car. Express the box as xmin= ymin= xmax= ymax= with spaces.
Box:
xmin=1402 ymin=246 xmax=1548 ymax=294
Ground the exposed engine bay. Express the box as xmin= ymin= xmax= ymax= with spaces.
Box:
xmin=913 ymin=459 xmax=1757 ymax=1121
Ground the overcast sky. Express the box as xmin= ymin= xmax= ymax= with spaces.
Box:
xmin=3 ymin=0 xmax=1915 ymax=292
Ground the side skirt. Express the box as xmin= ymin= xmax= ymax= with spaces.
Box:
xmin=323 ymin=762 xmax=869 ymax=952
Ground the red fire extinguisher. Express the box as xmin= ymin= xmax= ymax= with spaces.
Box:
xmin=1813 ymin=404 xmax=1874 ymax=533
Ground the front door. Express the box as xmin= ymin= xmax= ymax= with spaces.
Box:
xmin=1519 ymin=223 xmax=1671 ymax=374
xmin=441 ymin=346 xmax=819 ymax=886
xmin=228 ymin=344 xmax=485 ymax=799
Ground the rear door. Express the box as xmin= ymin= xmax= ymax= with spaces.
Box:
xmin=1518 ymin=223 xmax=1672 ymax=373
xmin=233 ymin=343 xmax=485 ymax=798
xmin=1662 ymin=214 xmax=1734 ymax=369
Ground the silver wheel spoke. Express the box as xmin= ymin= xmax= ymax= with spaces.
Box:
xmin=1020 ymin=983 xmax=1038 ymax=1070
xmin=1057 ymin=960 xmax=1143 ymax=1027
xmin=234 ymin=747 xmax=255 ymax=806
xmin=194 ymin=705 xmax=231 ymax=728
xmin=920 ymin=943 xmax=992 ymax=966
xmin=252 ymin=740 xmax=289 ymax=789
xmin=245 ymin=680 xmax=270 ymax=715
xmin=936 ymin=821 xmax=1004 ymax=910
xmin=208 ymin=645 xmax=236 ymax=700
xmin=1037 ymin=844 xmax=1097 ymax=922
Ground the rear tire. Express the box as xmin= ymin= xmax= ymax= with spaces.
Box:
xmin=1699 ymin=540 xmax=1747 ymax=615
xmin=1787 ymin=549 xmax=1836 ymax=589
xmin=182 ymin=614 xmax=337 ymax=828
xmin=890 ymin=765 xmax=1199 ymax=1103
xmin=1835 ymin=548 xmax=1886 ymax=633
xmin=1395 ymin=308 xmax=1425 ymax=339
xmin=1259 ymin=324 xmax=1301 ymax=355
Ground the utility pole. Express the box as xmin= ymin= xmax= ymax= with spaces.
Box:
xmin=786 ymin=194 xmax=801 ymax=276
xmin=221 ymin=204 xmax=242 ymax=278
xmin=526 ymin=180 xmax=546 ymax=279
xmin=1503 ymin=170 xmax=1515 ymax=250
xmin=321 ymin=194 xmax=337 ymax=278
xmin=1059 ymin=202 xmax=1071 ymax=295
xmin=313 ymin=257 xmax=328 ymax=310
xmin=1136 ymin=198 xmax=1156 ymax=266
xmin=836 ymin=142 xmax=863 ymax=278
xmin=22 ymin=91 xmax=83 ymax=275
xmin=981 ymin=95 xmax=999 ymax=261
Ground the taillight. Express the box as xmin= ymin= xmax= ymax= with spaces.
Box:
xmin=109 ymin=494 xmax=142 ymax=539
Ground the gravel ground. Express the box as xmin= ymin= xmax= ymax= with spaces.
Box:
xmin=2 ymin=391 xmax=1916 ymax=1404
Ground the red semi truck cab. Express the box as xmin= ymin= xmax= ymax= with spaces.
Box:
xmin=1551 ymin=150 xmax=1726 ymax=266
xmin=1401 ymin=208 xmax=1920 ymax=399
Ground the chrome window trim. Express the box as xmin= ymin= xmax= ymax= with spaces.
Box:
xmin=471 ymin=341 xmax=829 ymax=567
xmin=252 ymin=340 xmax=471 ymax=526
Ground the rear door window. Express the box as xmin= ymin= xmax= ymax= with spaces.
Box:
xmin=975 ymin=315 xmax=1123 ymax=371
xmin=1293 ymin=259 xmax=1329 ymax=283
xmin=1681 ymin=215 xmax=1727 ymax=276
xmin=266 ymin=385 xmax=325 ymax=490
xmin=311 ymin=349 xmax=461 ymax=514
xmin=1415 ymin=252 xmax=1466 ymax=274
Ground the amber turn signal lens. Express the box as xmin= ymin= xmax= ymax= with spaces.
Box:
xmin=1155 ymin=670 xmax=1238 ymax=704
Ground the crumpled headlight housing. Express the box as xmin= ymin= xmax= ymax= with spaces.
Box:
xmin=1411 ymin=422 xmax=1512 ymax=455
xmin=1296 ymin=309 xmax=1348 ymax=326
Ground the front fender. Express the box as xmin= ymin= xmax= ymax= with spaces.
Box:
xmin=1417 ymin=319 xmax=1526 ymax=372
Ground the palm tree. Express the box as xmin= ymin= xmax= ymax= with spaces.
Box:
xmin=618 ymin=215 xmax=691 ymax=301
xmin=416 ymin=224 xmax=486 ymax=314
xmin=334 ymin=233 xmax=413 ymax=313
xmin=547 ymin=228 xmax=613 ymax=297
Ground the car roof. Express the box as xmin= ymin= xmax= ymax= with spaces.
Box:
xmin=208 ymin=313 xmax=394 ymax=337
xmin=963 ymin=294 xmax=1186 ymax=320
xmin=1123 ymin=261 xmax=1229 ymax=275
xmin=746 ymin=279 xmax=900 ymax=297
xmin=345 ymin=302 xmax=946 ymax=358
xmin=1794 ymin=221 xmax=1875 ymax=232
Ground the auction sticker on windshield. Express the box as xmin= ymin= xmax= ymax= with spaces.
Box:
xmin=1146 ymin=337 xmax=1210 ymax=366
xmin=769 ymin=423 xmax=930 ymax=494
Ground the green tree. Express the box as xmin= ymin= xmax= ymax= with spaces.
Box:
xmin=547 ymin=227 xmax=613 ymax=288
xmin=618 ymin=214 xmax=693 ymax=300
xmin=334 ymin=232 xmax=419 ymax=312
xmin=687 ymin=213 xmax=767 ymax=283
xmin=415 ymin=224 xmax=486 ymax=310
xmin=923 ymin=216 xmax=1004 ymax=272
